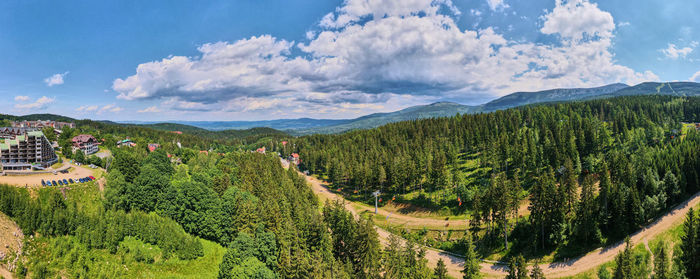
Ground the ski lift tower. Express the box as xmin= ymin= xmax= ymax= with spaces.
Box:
xmin=372 ymin=190 xmax=380 ymax=214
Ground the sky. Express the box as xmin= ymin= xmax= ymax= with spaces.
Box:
xmin=1 ymin=0 xmax=699 ymax=121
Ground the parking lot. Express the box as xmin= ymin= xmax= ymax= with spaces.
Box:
xmin=0 ymin=163 xmax=97 ymax=188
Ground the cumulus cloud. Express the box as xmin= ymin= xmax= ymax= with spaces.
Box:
xmin=690 ymin=70 xmax=700 ymax=82
xmin=486 ymin=0 xmax=509 ymax=11
xmin=14 ymin=96 xmax=55 ymax=110
xmin=112 ymin=0 xmax=656 ymax=116
xmin=541 ymin=0 xmax=615 ymax=41
xmin=660 ymin=42 xmax=696 ymax=60
xmin=76 ymin=105 xmax=98 ymax=112
xmin=14 ymin=95 xmax=30 ymax=101
xmin=44 ymin=72 xmax=68 ymax=86
xmin=138 ymin=106 xmax=162 ymax=113
xmin=98 ymin=104 xmax=123 ymax=114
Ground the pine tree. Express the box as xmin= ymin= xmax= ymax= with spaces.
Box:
xmin=613 ymin=238 xmax=633 ymax=279
xmin=462 ymin=230 xmax=481 ymax=279
xmin=653 ymin=240 xmax=669 ymax=279
xmin=516 ymin=255 xmax=530 ymax=279
xmin=530 ymin=262 xmax=545 ymax=279
xmin=679 ymin=208 xmax=698 ymax=277
xmin=433 ymin=258 xmax=448 ymax=279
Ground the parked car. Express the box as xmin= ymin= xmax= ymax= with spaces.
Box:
xmin=52 ymin=180 xmax=57 ymax=186
xmin=69 ymin=178 xmax=74 ymax=184
xmin=46 ymin=181 xmax=52 ymax=187
xmin=57 ymin=180 xmax=63 ymax=186
xmin=41 ymin=180 xmax=46 ymax=186
xmin=89 ymin=176 xmax=96 ymax=180
xmin=63 ymin=179 xmax=69 ymax=185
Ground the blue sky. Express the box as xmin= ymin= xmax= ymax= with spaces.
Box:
xmin=1 ymin=0 xmax=699 ymax=121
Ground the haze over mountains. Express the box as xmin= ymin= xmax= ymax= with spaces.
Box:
xmin=120 ymin=82 xmax=700 ymax=135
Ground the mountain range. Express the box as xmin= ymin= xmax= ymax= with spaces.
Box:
xmin=149 ymin=81 xmax=699 ymax=135
xmin=4 ymin=81 xmax=700 ymax=136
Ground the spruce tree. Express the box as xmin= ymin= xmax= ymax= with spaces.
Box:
xmin=679 ymin=208 xmax=698 ymax=277
xmin=530 ymin=262 xmax=545 ymax=279
xmin=434 ymin=258 xmax=448 ymax=279
xmin=462 ymin=230 xmax=481 ymax=279
xmin=613 ymin=238 xmax=633 ymax=279
xmin=653 ymin=240 xmax=669 ymax=279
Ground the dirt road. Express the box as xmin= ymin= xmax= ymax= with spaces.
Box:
xmin=305 ymin=175 xmax=469 ymax=229
xmin=303 ymin=170 xmax=700 ymax=277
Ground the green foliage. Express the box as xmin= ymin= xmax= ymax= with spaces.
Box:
xmin=679 ymin=208 xmax=699 ymax=277
xmin=433 ymin=258 xmax=448 ymax=279
xmin=0 ymin=184 xmax=203 ymax=261
xmin=462 ymin=230 xmax=481 ymax=279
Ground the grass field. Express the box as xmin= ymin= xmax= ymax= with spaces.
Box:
xmin=23 ymin=235 xmax=225 ymax=279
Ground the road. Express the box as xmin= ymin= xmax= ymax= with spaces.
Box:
xmin=300 ymin=166 xmax=700 ymax=277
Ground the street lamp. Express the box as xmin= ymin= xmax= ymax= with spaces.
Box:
xmin=372 ymin=190 xmax=380 ymax=214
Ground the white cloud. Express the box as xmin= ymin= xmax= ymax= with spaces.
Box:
xmin=660 ymin=42 xmax=696 ymax=60
xmin=43 ymin=72 xmax=68 ymax=87
xmin=690 ymin=70 xmax=700 ymax=82
xmin=113 ymin=0 xmax=656 ymax=116
xmin=98 ymin=104 xmax=123 ymax=114
xmin=617 ymin=21 xmax=630 ymax=27
xmin=76 ymin=105 xmax=98 ymax=112
xmin=14 ymin=95 xmax=30 ymax=102
xmin=14 ymin=96 xmax=55 ymax=110
xmin=486 ymin=0 xmax=509 ymax=11
xmin=541 ymin=0 xmax=615 ymax=41
xmin=138 ymin=106 xmax=162 ymax=113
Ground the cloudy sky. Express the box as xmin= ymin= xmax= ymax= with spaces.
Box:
xmin=1 ymin=0 xmax=699 ymax=121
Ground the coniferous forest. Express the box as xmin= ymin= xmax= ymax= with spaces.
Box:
xmin=0 ymin=95 xmax=699 ymax=279
xmin=283 ymin=96 xmax=700 ymax=255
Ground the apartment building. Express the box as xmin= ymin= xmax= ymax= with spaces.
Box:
xmin=11 ymin=120 xmax=75 ymax=129
xmin=0 ymin=130 xmax=58 ymax=171
xmin=72 ymin=134 xmax=99 ymax=155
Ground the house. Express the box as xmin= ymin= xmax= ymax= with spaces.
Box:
xmin=256 ymin=147 xmax=266 ymax=154
xmin=171 ymin=131 xmax=183 ymax=135
xmin=148 ymin=143 xmax=160 ymax=152
xmin=289 ymin=153 xmax=300 ymax=165
xmin=72 ymin=134 xmax=99 ymax=155
xmin=117 ymin=138 xmax=136 ymax=148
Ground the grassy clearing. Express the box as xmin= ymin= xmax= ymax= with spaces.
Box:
xmin=22 ymin=235 xmax=224 ymax=279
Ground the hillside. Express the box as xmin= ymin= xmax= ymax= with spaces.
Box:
xmin=293 ymin=102 xmax=480 ymax=135
xmin=0 ymin=113 xmax=77 ymax=123
xmin=482 ymin=83 xmax=629 ymax=111
xmin=604 ymin=81 xmax=700 ymax=97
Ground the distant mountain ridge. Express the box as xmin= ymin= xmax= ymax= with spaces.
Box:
xmin=482 ymin=83 xmax=630 ymax=111
xmin=115 ymin=81 xmax=700 ymax=135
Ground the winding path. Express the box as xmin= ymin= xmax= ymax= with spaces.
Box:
xmin=299 ymin=165 xmax=700 ymax=278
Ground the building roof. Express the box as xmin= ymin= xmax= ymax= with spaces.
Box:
xmin=27 ymin=131 xmax=44 ymax=137
xmin=291 ymin=153 xmax=299 ymax=158
xmin=0 ymin=143 xmax=8 ymax=150
xmin=72 ymin=134 xmax=97 ymax=144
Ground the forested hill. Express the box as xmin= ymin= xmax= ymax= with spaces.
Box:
xmin=481 ymin=83 xmax=629 ymax=111
xmin=131 ymin=122 xmax=289 ymax=139
xmin=296 ymin=82 xmax=700 ymax=134
xmin=280 ymin=95 xmax=700 ymax=257
xmin=0 ymin=113 xmax=76 ymax=123
xmin=293 ymin=102 xmax=481 ymax=135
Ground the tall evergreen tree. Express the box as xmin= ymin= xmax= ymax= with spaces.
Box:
xmin=462 ymin=230 xmax=481 ymax=279
xmin=679 ymin=208 xmax=698 ymax=277
xmin=653 ymin=240 xmax=669 ymax=279
xmin=613 ymin=238 xmax=633 ymax=279
xmin=433 ymin=258 xmax=448 ymax=279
